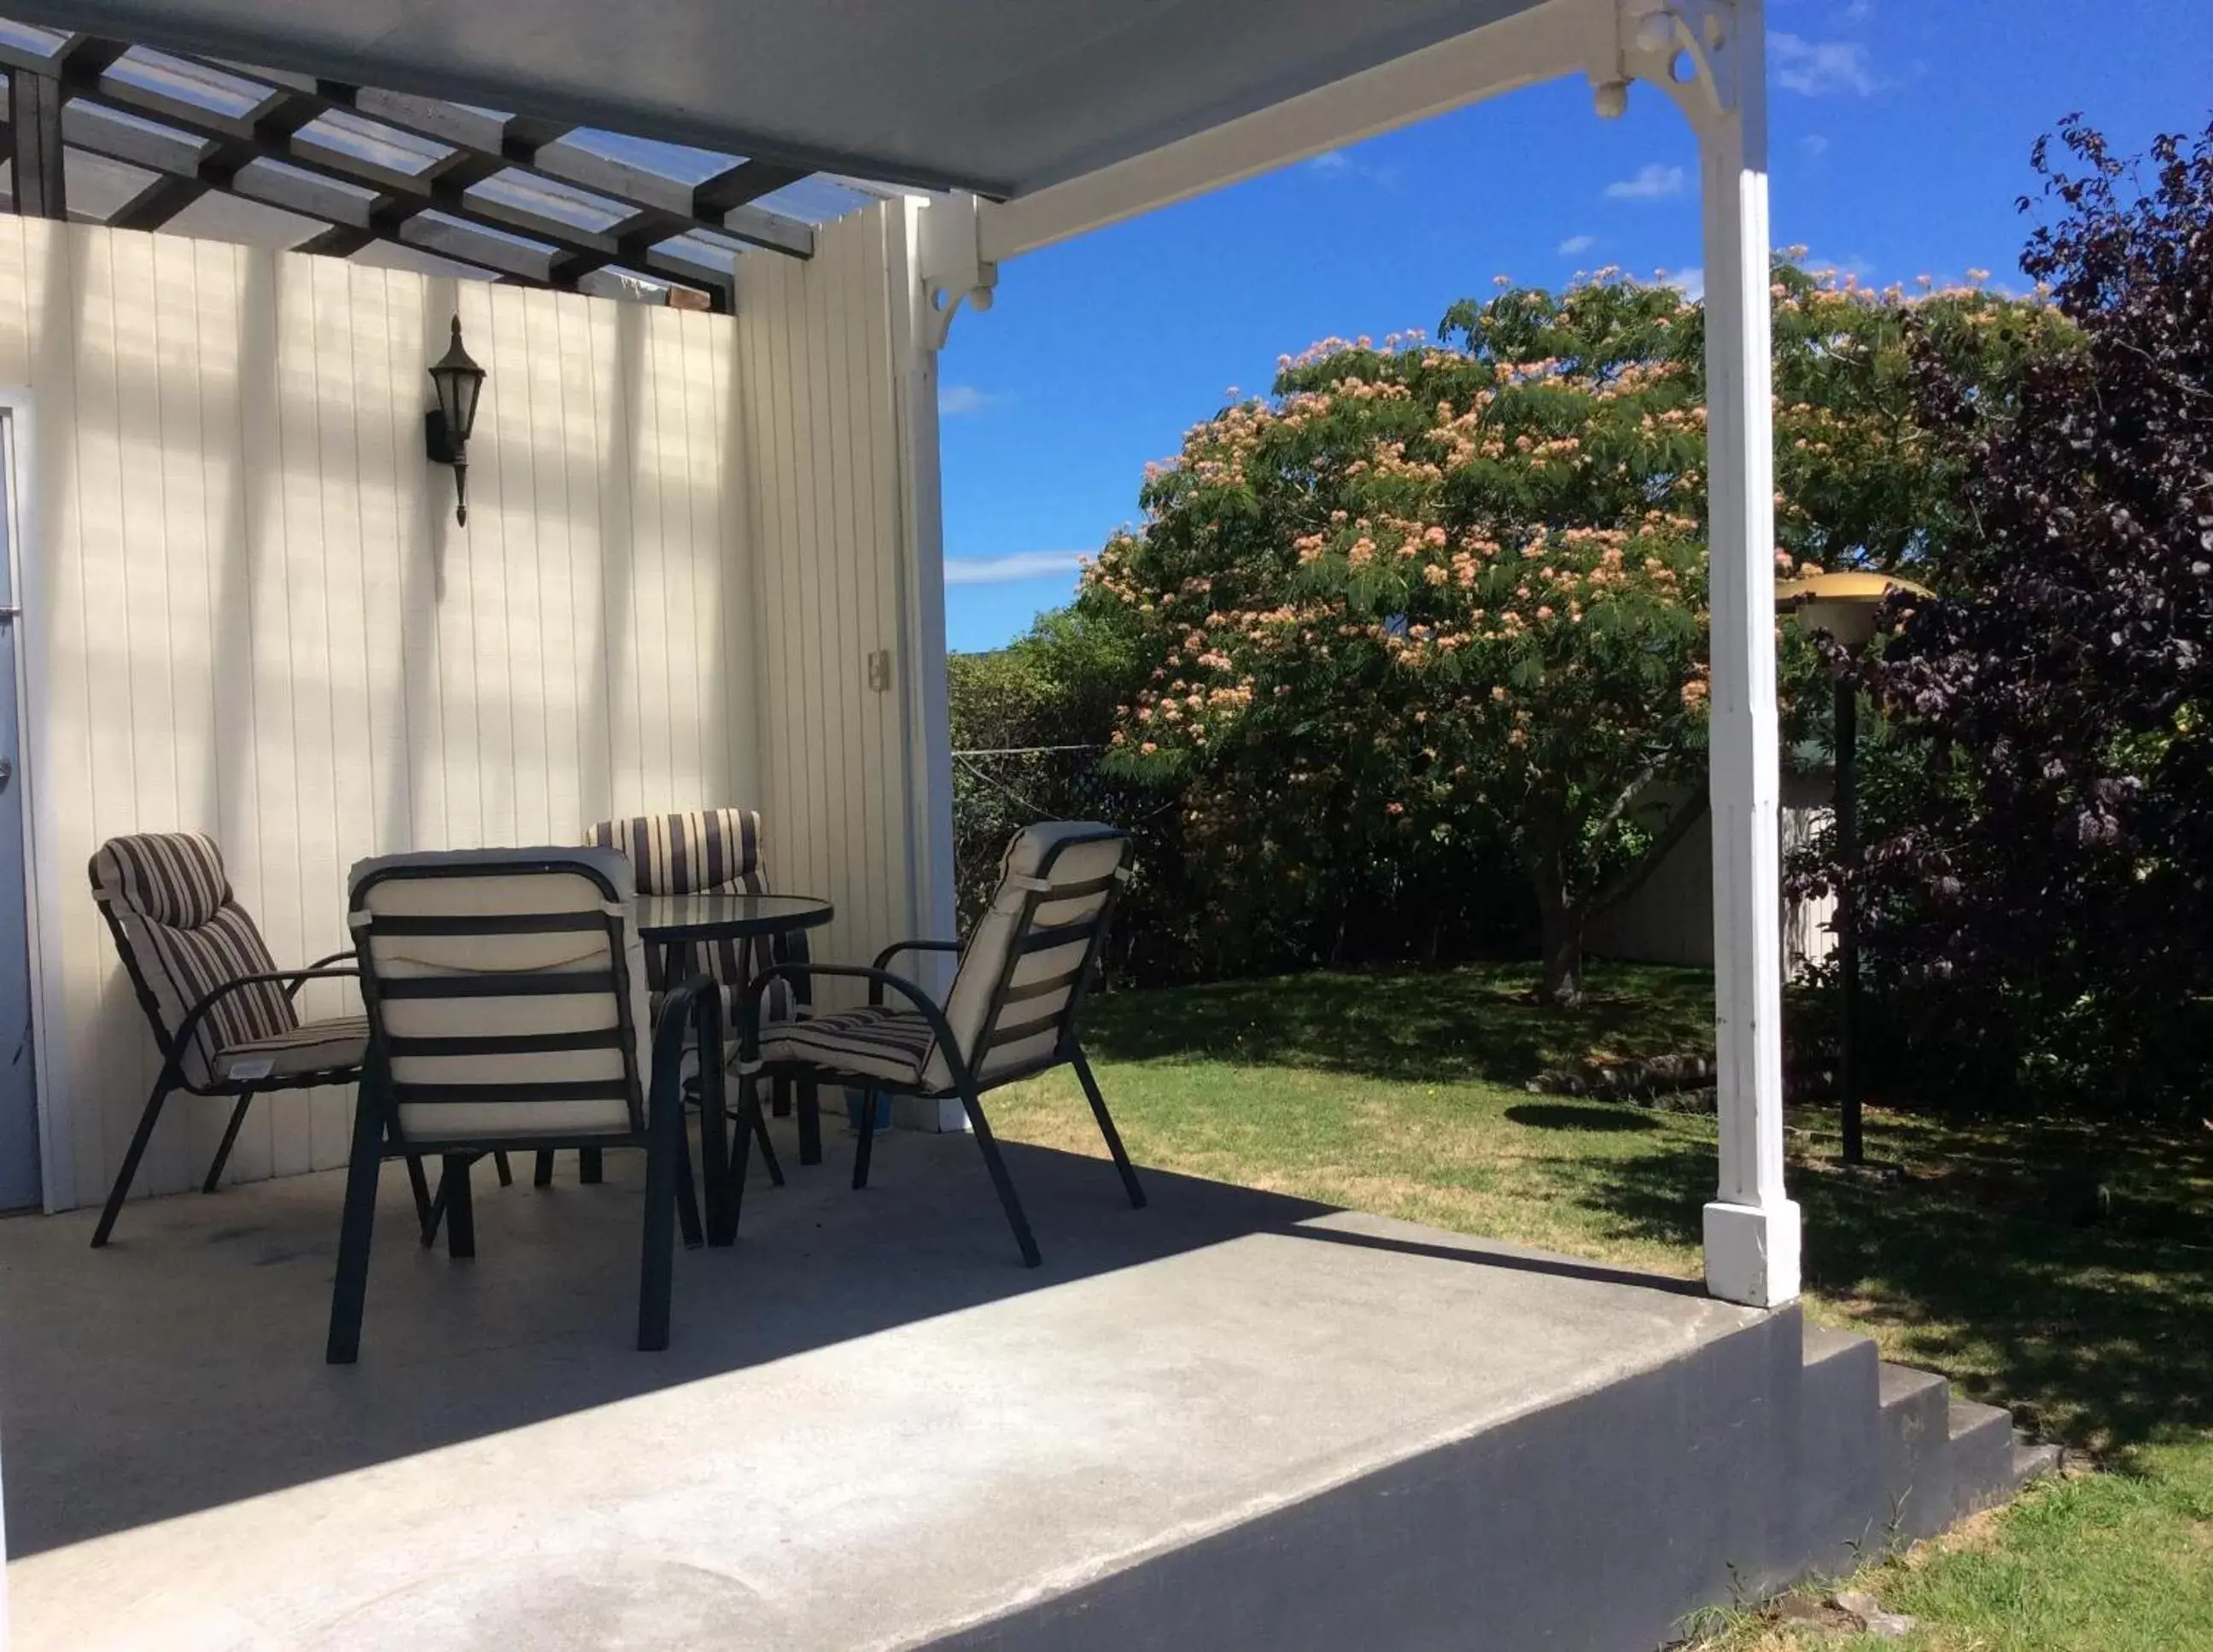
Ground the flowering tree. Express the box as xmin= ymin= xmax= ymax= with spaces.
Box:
xmin=1086 ymin=264 xmax=2060 ymax=1003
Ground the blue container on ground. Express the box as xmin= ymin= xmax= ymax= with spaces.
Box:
xmin=844 ymin=1088 xmax=893 ymax=1132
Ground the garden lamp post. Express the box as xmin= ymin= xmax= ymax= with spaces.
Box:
xmin=1779 ymin=571 xmax=1931 ymax=1166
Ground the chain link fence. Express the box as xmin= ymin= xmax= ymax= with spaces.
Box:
xmin=950 ymin=744 xmax=1182 ymax=980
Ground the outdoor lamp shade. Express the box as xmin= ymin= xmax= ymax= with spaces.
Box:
xmin=428 ymin=315 xmax=485 ymax=443
xmin=425 ymin=314 xmax=485 ymax=526
xmin=1778 ymin=570 xmax=1932 ymax=651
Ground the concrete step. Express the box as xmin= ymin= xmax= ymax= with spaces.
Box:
xmin=1878 ymin=1362 xmax=1953 ymax=1541
xmin=1946 ymin=1398 xmax=2017 ymax=1521
xmin=2014 ymin=1439 xmax=2063 ymax=1486
xmin=1799 ymin=1324 xmax=1885 ymax=1571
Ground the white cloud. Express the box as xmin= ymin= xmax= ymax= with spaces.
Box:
xmin=1661 ymin=266 xmax=1705 ymax=301
xmin=1603 ymin=163 xmax=1686 ymax=201
xmin=1770 ymin=32 xmax=1881 ymax=96
xmin=1839 ymin=0 xmax=1874 ymax=21
xmin=943 ymin=551 xmax=1089 ymax=586
xmin=937 ymin=383 xmax=1004 ymax=417
xmin=1557 ymin=234 xmax=1597 ymax=255
xmin=1802 ymin=133 xmax=1831 ymax=156
xmin=1303 ymin=148 xmax=1401 ymax=190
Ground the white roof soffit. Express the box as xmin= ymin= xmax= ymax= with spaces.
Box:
xmin=9 ymin=0 xmax=1574 ymax=205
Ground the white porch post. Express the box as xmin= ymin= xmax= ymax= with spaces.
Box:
xmin=889 ymin=196 xmax=993 ymax=1131
xmin=1668 ymin=0 xmax=1801 ymax=1305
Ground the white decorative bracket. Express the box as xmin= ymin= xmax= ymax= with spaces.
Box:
xmin=918 ymin=191 xmax=999 ymax=352
xmin=1590 ymin=0 xmax=1750 ymax=138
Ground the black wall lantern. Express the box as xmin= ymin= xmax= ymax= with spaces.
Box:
xmin=424 ymin=314 xmax=486 ymax=526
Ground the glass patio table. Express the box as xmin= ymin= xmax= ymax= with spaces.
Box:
xmin=634 ymin=892 xmax=833 ymax=1244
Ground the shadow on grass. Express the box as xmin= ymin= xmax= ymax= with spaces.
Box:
xmin=1504 ymin=1102 xmax=1661 ymax=1133
xmin=1086 ymin=960 xmax=1714 ymax=1088
xmin=1556 ymin=1123 xmax=2213 ymax=1453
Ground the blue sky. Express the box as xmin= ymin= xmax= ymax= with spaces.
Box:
xmin=937 ymin=0 xmax=2213 ymax=651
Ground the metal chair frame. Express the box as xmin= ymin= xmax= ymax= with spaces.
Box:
xmin=734 ymin=826 xmax=1144 ymax=1265
xmin=90 ymin=895 xmax=437 ymax=1248
xmin=329 ymin=855 xmax=744 ymax=1360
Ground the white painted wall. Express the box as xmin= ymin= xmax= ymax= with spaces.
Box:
xmin=0 ymin=203 xmax=942 ymax=1211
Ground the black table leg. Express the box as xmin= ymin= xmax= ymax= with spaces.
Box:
xmin=693 ymin=991 xmax=734 ymax=1246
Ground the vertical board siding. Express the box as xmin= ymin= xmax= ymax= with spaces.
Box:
xmin=0 ymin=212 xmax=929 ymax=1208
xmin=737 ymin=207 xmax=920 ymax=1008
xmin=1586 ymin=794 xmax=1838 ymax=980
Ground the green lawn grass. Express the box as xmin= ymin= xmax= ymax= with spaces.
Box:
xmin=987 ymin=960 xmax=2213 ymax=1652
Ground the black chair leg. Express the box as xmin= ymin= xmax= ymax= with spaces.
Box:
xmin=403 ymin=1152 xmax=435 ymax=1236
xmin=751 ymin=1097 xmax=785 ymax=1188
xmin=728 ymin=1070 xmax=777 ymax=1234
xmin=639 ymin=1075 xmax=683 ymax=1351
xmin=201 ymin=1089 xmax=256 ymax=1194
xmin=579 ymin=1147 xmax=604 ymax=1184
xmin=853 ymin=1089 xmax=879 ymax=1191
xmin=739 ymin=1074 xmax=783 ymax=1185
xmin=1071 ymin=1049 xmax=1147 ymax=1209
xmin=91 ymin=1070 xmax=177 ymax=1248
xmin=961 ymin=1089 xmax=1041 ymax=1268
xmin=533 ymin=1149 xmax=555 ymax=1188
xmin=674 ymin=1122 xmax=704 ymax=1250
xmin=440 ymin=1156 xmax=476 ymax=1258
xmin=493 ymin=1151 xmax=514 ymax=1187
xmin=771 ymin=1075 xmax=793 ymax=1118
xmin=797 ymin=1079 xmax=821 ymax=1166
xmin=325 ymin=1092 xmax=385 ymax=1364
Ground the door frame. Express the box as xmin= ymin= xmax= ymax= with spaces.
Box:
xmin=0 ymin=395 xmax=68 ymax=1213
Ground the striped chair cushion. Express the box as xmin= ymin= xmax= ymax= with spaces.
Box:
xmin=349 ymin=847 xmax=651 ymax=1144
xmin=91 ymin=832 xmax=299 ymax=1089
xmin=756 ymin=1006 xmax=936 ymax=1087
xmin=588 ymin=808 xmax=809 ymax=1021
xmin=592 ymin=809 xmax=764 ymax=898
xmin=216 ymin=1017 xmax=369 ymax=1083
xmin=923 ymin=823 xmax=1126 ymax=1091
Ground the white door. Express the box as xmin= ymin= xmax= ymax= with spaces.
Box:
xmin=0 ymin=414 xmax=39 ymax=1211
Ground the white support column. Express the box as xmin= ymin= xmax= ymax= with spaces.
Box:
xmin=890 ymin=198 xmax=968 ymax=1131
xmin=1620 ymin=0 xmax=1799 ymax=1305
xmin=1696 ymin=3 xmax=1800 ymax=1307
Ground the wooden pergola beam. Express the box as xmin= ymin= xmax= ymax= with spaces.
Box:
xmin=0 ymin=40 xmax=112 ymax=219
xmin=234 ymin=67 xmax=815 ymax=258
xmin=52 ymin=103 xmax=571 ymax=290
xmin=5 ymin=39 xmax=739 ymax=307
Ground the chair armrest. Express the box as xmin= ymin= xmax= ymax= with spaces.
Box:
xmin=172 ymin=966 xmax=361 ymax=1061
xmin=736 ymin=962 xmax=979 ymax=1095
xmin=645 ymin=972 xmax=717 ymax=1120
xmin=289 ymin=950 xmax=358 ymax=1000
xmin=868 ymin=939 xmax=961 ymax=1005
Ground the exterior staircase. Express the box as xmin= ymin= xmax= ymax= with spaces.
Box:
xmin=1800 ymin=1320 xmax=2061 ymax=1572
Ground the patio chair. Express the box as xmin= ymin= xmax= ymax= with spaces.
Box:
xmin=736 ymin=822 xmax=1145 ymax=1267
xmin=87 ymin=831 xmax=435 ymax=1248
xmin=329 ymin=846 xmax=726 ymax=1361
xmin=587 ymin=807 xmax=816 ymax=1161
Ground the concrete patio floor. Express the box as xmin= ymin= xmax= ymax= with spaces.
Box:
xmin=0 ymin=1115 xmax=1777 ymax=1651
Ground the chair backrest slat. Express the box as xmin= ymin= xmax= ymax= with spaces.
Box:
xmin=925 ymin=823 xmax=1128 ymax=1092
xmin=348 ymin=848 xmax=650 ymax=1148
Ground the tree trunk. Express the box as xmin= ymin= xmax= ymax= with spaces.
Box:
xmin=1530 ymin=856 xmax=1587 ymax=1007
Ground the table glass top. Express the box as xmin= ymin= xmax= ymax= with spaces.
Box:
xmin=634 ymin=892 xmax=833 ymax=936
